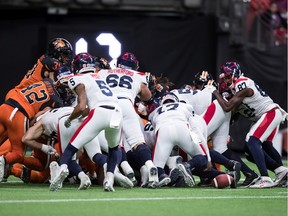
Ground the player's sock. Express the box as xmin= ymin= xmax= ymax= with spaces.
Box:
xmin=120 ymin=147 xmax=128 ymax=162
xmin=247 ymin=136 xmax=269 ymax=176
xmin=263 ymin=150 xmax=281 ymax=171
xmin=106 ymin=146 xmax=121 ymax=173
xmin=134 ymin=143 xmax=152 ymax=165
xmin=92 ymin=153 xmax=107 ymax=167
xmin=60 ymin=144 xmax=79 ymax=165
xmin=262 ymin=141 xmax=283 ymax=165
xmin=68 ymin=160 xmax=82 ymax=176
xmin=209 ymin=149 xmax=230 ymax=168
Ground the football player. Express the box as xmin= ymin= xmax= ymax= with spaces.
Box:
xmin=213 ymin=61 xmax=288 ymax=188
xmin=5 ymin=38 xmax=73 ymax=101
xmin=50 ymin=52 xmax=125 ymax=192
xmin=0 ymin=77 xmax=64 ymax=182
xmin=149 ymin=92 xmax=237 ymax=188
xmin=98 ymin=52 xmax=159 ymax=188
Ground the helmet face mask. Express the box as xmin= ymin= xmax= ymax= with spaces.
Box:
xmin=47 ymin=38 xmax=73 ymax=65
xmin=54 ymin=66 xmax=75 ymax=106
xmin=57 ymin=84 xmax=75 ymax=106
xmin=219 ymin=81 xmax=233 ymax=100
xmin=117 ymin=52 xmax=139 ymax=71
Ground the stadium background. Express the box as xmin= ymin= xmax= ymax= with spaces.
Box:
xmin=0 ymin=0 xmax=287 ymax=154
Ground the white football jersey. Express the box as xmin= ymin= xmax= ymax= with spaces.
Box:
xmin=67 ymin=73 xmax=118 ymax=109
xmin=98 ymin=68 xmax=148 ymax=102
xmin=41 ymin=106 xmax=74 ymax=137
xmin=149 ymin=102 xmax=194 ymax=132
xmin=171 ymin=89 xmax=213 ymax=115
xmin=233 ymin=76 xmax=278 ymax=121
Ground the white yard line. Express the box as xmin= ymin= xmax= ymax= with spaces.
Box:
xmin=0 ymin=196 xmax=287 ymax=204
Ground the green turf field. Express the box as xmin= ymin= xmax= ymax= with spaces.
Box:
xmin=0 ymin=160 xmax=287 ymax=216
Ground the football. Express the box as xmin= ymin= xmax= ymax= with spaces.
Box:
xmin=210 ymin=174 xmax=234 ymax=189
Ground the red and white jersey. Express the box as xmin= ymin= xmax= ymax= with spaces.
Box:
xmin=232 ymin=76 xmax=286 ymax=143
xmin=67 ymin=73 xmax=118 ymax=109
xmin=98 ymin=68 xmax=148 ymax=102
xmin=233 ymin=76 xmax=278 ymax=121
xmin=171 ymin=89 xmax=213 ymax=115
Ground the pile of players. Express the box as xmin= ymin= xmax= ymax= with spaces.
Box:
xmin=0 ymin=37 xmax=287 ymax=192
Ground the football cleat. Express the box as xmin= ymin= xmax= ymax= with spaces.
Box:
xmin=241 ymin=171 xmax=259 ymax=187
xmin=103 ymin=180 xmax=115 ymax=192
xmin=227 ymin=171 xmax=238 ymax=189
xmin=127 ymin=173 xmax=138 ymax=187
xmin=147 ymin=181 xmax=159 ymax=189
xmin=114 ymin=171 xmax=134 ymax=189
xmin=20 ymin=165 xmax=31 ymax=184
xmin=227 ymin=160 xmax=241 ymax=182
xmin=274 ymin=167 xmax=288 ymax=187
xmin=177 ymin=163 xmax=195 ymax=187
xmin=2 ymin=163 xmax=10 ymax=183
xmin=168 ymin=168 xmax=180 ymax=186
xmin=158 ymin=174 xmax=171 ymax=187
xmin=147 ymin=167 xmax=159 ymax=189
xmin=248 ymin=176 xmax=274 ymax=188
xmin=103 ymin=172 xmax=115 ymax=192
xmin=0 ymin=156 xmax=5 ymax=182
xmin=49 ymin=166 xmax=69 ymax=192
xmin=78 ymin=174 xmax=92 ymax=190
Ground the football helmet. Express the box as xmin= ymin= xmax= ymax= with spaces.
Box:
xmin=54 ymin=66 xmax=75 ymax=106
xmin=72 ymin=52 xmax=95 ymax=74
xmin=219 ymin=61 xmax=243 ymax=81
xmin=193 ymin=71 xmax=214 ymax=90
xmin=47 ymin=38 xmax=73 ymax=65
xmin=160 ymin=92 xmax=179 ymax=105
xmin=154 ymin=83 xmax=170 ymax=99
xmin=94 ymin=56 xmax=111 ymax=70
xmin=219 ymin=81 xmax=233 ymax=101
xmin=117 ymin=52 xmax=139 ymax=71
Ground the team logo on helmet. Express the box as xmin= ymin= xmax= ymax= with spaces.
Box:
xmin=53 ymin=39 xmax=66 ymax=48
